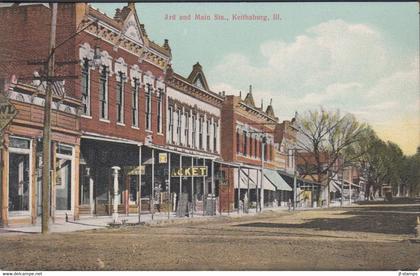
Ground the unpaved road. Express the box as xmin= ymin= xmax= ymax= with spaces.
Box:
xmin=0 ymin=198 xmax=419 ymax=270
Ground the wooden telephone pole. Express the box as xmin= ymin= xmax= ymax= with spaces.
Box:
xmin=41 ymin=3 xmax=57 ymax=234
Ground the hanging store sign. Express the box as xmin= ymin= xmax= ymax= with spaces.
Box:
xmin=158 ymin=153 xmax=167 ymax=164
xmin=171 ymin=166 xmax=207 ymax=177
xmin=126 ymin=165 xmax=145 ymax=175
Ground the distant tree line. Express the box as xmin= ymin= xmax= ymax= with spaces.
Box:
xmin=295 ymin=107 xmax=419 ymax=202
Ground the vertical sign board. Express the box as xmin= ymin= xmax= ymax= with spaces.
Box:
xmin=0 ymin=93 xmax=18 ymax=134
xmin=0 ymin=92 xmax=17 ymax=225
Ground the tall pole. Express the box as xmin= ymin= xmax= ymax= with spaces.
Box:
xmin=151 ymin=148 xmax=155 ymax=220
xmin=293 ymin=149 xmax=297 ymax=211
xmin=341 ymin=176 xmax=344 ymax=207
xmin=293 ymin=170 xmax=297 ymax=211
xmin=202 ymin=158 xmax=205 ymax=216
xmin=247 ymin=168 xmax=250 ymax=211
xmin=138 ymin=145 xmax=142 ymax=223
xmin=260 ymin=138 xmax=265 ymax=212
xmin=42 ymin=3 xmax=57 ymax=234
xmin=179 ymin=155 xmax=182 ymax=195
xmin=191 ymin=157 xmax=194 ymax=218
xmin=349 ymin=167 xmax=352 ymax=205
xmin=256 ymin=169 xmax=259 ymax=212
xmin=237 ymin=165 xmax=240 ymax=214
xmin=211 ymin=160 xmax=214 ymax=216
xmin=167 ymin=152 xmax=171 ymax=219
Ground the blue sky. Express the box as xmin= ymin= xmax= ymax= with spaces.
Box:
xmin=95 ymin=2 xmax=419 ymax=155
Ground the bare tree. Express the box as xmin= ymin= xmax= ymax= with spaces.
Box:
xmin=295 ymin=107 xmax=367 ymax=206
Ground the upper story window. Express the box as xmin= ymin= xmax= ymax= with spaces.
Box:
xmin=254 ymin=137 xmax=258 ymax=158
xmin=177 ymin=109 xmax=182 ymax=144
xmin=213 ymin=122 xmax=217 ymax=153
xmin=157 ymin=89 xmax=163 ymax=133
xmin=184 ymin=112 xmax=189 ymax=147
xmin=236 ymin=131 xmax=240 ymax=154
xmin=206 ymin=120 xmax=210 ymax=151
xmin=243 ymin=131 xmax=247 ymax=156
xmin=288 ymin=149 xmax=294 ymax=169
xmin=81 ymin=58 xmax=90 ymax=116
xmin=199 ymin=116 xmax=203 ymax=150
xmin=145 ymin=83 xmax=152 ymax=131
xmin=264 ymin=142 xmax=269 ymax=161
xmin=168 ymin=106 xmax=174 ymax=143
xmin=192 ymin=115 xmax=197 ymax=148
xmin=99 ymin=66 xmax=109 ymax=120
xmin=250 ymin=136 xmax=253 ymax=157
xmin=116 ymin=72 xmax=125 ymax=124
xmin=131 ymin=78 xmax=140 ymax=128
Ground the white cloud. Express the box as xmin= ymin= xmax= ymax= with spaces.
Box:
xmin=207 ymin=19 xmax=419 ymax=154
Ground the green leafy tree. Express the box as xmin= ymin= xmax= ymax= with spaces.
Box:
xmin=295 ymin=107 xmax=367 ymax=206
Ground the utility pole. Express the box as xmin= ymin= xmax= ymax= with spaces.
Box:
xmin=260 ymin=136 xmax=266 ymax=212
xmin=41 ymin=3 xmax=57 ymax=234
xmin=293 ymin=149 xmax=297 ymax=211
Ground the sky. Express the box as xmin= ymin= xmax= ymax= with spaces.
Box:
xmin=95 ymin=2 xmax=419 ymax=155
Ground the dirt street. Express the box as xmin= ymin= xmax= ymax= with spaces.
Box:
xmin=0 ymin=198 xmax=419 ymax=270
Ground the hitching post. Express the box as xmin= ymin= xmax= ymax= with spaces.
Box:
xmin=111 ymin=166 xmax=121 ymax=224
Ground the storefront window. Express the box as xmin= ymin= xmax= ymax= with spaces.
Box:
xmin=8 ymin=137 xmax=31 ymax=213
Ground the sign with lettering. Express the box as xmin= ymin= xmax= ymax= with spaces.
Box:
xmin=126 ymin=165 xmax=145 ymax=176
xmin=0 ymin=93 xmax=17 ymax=132
xmin=158 ymin=153 xmax=167 ymax=164
xmin=171 ymin=166 xmax=207 ymax=177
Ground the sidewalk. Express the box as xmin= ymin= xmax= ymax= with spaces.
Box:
xmin=0 ymin=206 xmax=291 ymax=234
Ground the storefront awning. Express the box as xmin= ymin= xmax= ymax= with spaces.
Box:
xmin=278 ymin=171 xmax=321 ymax=190
xmin=237 ymin=169 xmax=257 ymax=189
xmin=264 ymin=169 xmax=293 ymax=191
xmin=344 ymin=179 xmax=361 ymax=188
xmin=82 ymin=132 xmax=142 ymax=146
xmin=330 ymin=180 xmax=341 ymax=192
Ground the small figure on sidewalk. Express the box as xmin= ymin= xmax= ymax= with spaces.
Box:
xmin=287 ymin=198 xmax=292 ymax=211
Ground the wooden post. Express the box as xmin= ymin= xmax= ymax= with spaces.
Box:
xmin=191 ymin=157 xmax=194 ymax=218
xmin=202 ymin=158 xmax=205 ymax=216
xmin=237 ymin=166 xmax=240 ymax=214
xmin=138 ymin=145 xmax=142 ymax=224
xmin=151 ymin=148 xmax=155 ymax=220
xmin=247 ymin=168 xmax=250 ymax=210
xmin=31 ymin=138 xmax=37 ymax=224
xmin=167 ymin=152 xmax=170 ymax=220
xmin=73 ymin=144 xmax=80 ymax=220
xmin=0 ymin=133 xmax=7 ymax=226
xmin=211 ymin=160 xmax=214 ymax=216
xmin=42 ymin=3 xmax=57 ymax=234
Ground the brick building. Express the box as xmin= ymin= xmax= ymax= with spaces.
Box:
xmin=75 ymin=3 xmax=171 ymax=217
xmin=0 ymin=3 xmax=172 ymax=223
xmin=0 ymin=4 xmax=83 ymax=225
xmin=219 ymin=86 xmax=292 ymax=212
xmin=164 ymin=63 xmax=224 ymax=215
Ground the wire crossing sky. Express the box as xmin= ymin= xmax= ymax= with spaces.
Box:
xmin=95 ymin=2 xmax=419 ymax=155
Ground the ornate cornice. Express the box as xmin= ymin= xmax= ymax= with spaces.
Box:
xmin=83 ymin=14 xmax=170 ymax=70
xmin=238 ymin=101 xmax=278 ymax=123
xmin=166 ymin=75 xmax=224 ymax=109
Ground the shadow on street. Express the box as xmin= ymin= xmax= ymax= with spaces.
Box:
xmin=236 ymin=198 xmax=420 ymax=235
